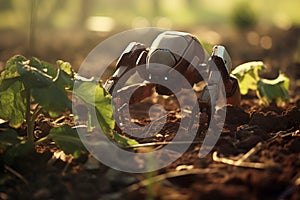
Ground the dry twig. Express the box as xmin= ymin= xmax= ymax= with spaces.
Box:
xmin=125 ymin=168 xmax=219 ymax=193
xmin=4 ymin=165 xmax=29 ymax=187
xmin=212 ymin=142 xmax=269 ymax=169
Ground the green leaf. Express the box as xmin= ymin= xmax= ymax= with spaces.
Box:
xmin=257 ymin=73 xmax=290 ymax=105
xmin=3 ymin=139 xmax=34 ymax=164
xmin=73 ymin=81 xmax=115 ymax=134
xmin=32 ymin=84 xmax=71 ymax=118
xmin=49 ymin=125 xmax=85 ymax=158
xmin=0 ymin=56 xmax=27 ymax=128
xmin=0 ymin=55 xmax=75 ymax=127
xmin=29 ymin=57 xmax=57 ymax=78
xmin=15 ymin=57 xmax=72 ymax=117
xmin=0 ymin=77 xmax=21 ymax=94
xmin=4 ymin=140 xmax=34 ymax=158
xmin=231 ymin=61 xmax=290 ymax=105
xmin=0 ymin=129 xmax=20 ymax=150
xmin=16 ymin=60 xmax=53 ymax=89
xmin=232 ymin=61 xmax=266 ymax=95
xmin=112 ymin=131 xmax=139 ymax=147
xmin=53 ymin=69 xmax=74 ymax=91
xmin=54 ymin=60 xmax=75 ymax=91
xmin=57 ymin=60 xmax=74 ymax=77
xmin=73 ymin=81 xmax=139 ymax=147
xmin=0 ymin=79 xmax=26 ymax=128
xmin=0 ymin=128 xmax=34 ymax=164
xmin=0 ymin=55 xmax=26 ymax=81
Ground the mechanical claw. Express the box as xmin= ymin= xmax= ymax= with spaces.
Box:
xmin=104 ymin=42 xmax=147 ymax=94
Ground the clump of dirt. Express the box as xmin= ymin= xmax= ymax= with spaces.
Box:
xmin=249 ymin=105 xmax=300 ymax=132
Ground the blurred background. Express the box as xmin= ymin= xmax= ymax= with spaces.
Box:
xmin=0 ymin=0 xmax=299 ymax=93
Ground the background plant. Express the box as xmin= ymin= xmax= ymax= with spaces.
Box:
xmin=232 ymin=61 xmax=290 ymax=105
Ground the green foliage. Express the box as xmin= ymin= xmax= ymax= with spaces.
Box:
xmin=0 ymin=79 xmax=26 ymax=128
xmin=0 ymin=0 xmax=13 ymax=11
xmin=0 ymin=128 xmax=20 ymax=150
xmin=231 ymin=1 xmax=257 ymax=29
xmin=0 ymin=55 xmax=138 ymax=163
xmin=232 ymin=61 xmax=266 ymax=95
xmin=72 ymin=81 xmax=115 ymax=134
xmin=0 ymin=55 xmax=73 ymax=124
xmin=232 ymin=61 xmax=290 ymax=105
xmin=48 ymin=125 xmax=85 ymax=158
xmin=72 ymin=80 xmax=139 ymax=150
xmin=257 ymin=74 xmax=290 ymax=105
xmin=0 ymin=128 xmax=34 ymax=164
xmin=31 ymin=84 xmax=71 ymax=118
xmin=112 ymin=131 xmax=139 ymax=147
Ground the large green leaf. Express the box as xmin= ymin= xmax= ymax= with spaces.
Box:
xmin=73 ymin=81 xmax=115 ymax=134
xmin=16 ymin=60 xmax=53 ymax=89
xmin=28 ymin=57 xmax=57 ymax=78
xmin=49 ymin=125 xmax=85 ymax=158
xmin=231 ymin=61 xmax=266 ymax=95
xmin=31 ymin=84 xmax=71 ymax=118
xmin=0 ymin=56 xmax=27 ymax=128
xmin=72 ymin=81 xmax=140 ymax=147
xmin=257 ymin=73 xmax=290 ymax=105
xmin=0 ymin=79 xmax=26 ymax=128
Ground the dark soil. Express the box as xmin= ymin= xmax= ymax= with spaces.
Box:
xmin=1 ymin=98 xmax=300 ymax=200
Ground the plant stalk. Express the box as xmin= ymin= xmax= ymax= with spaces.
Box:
xmin=25 ymin=88 xmax=34 ymax=141
xmin=29 ymin=0 xmax=37 ymax=56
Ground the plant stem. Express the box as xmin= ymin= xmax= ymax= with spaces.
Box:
xmin=25 ymin=88 xmax=34 ymax=142
xmin=29 ymin=0 xmax=37 ymax=56
xmin=34 ymin=135 xmax=51 ymax=145
xmin=31 ymin=104 xmax=42 ymax=122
